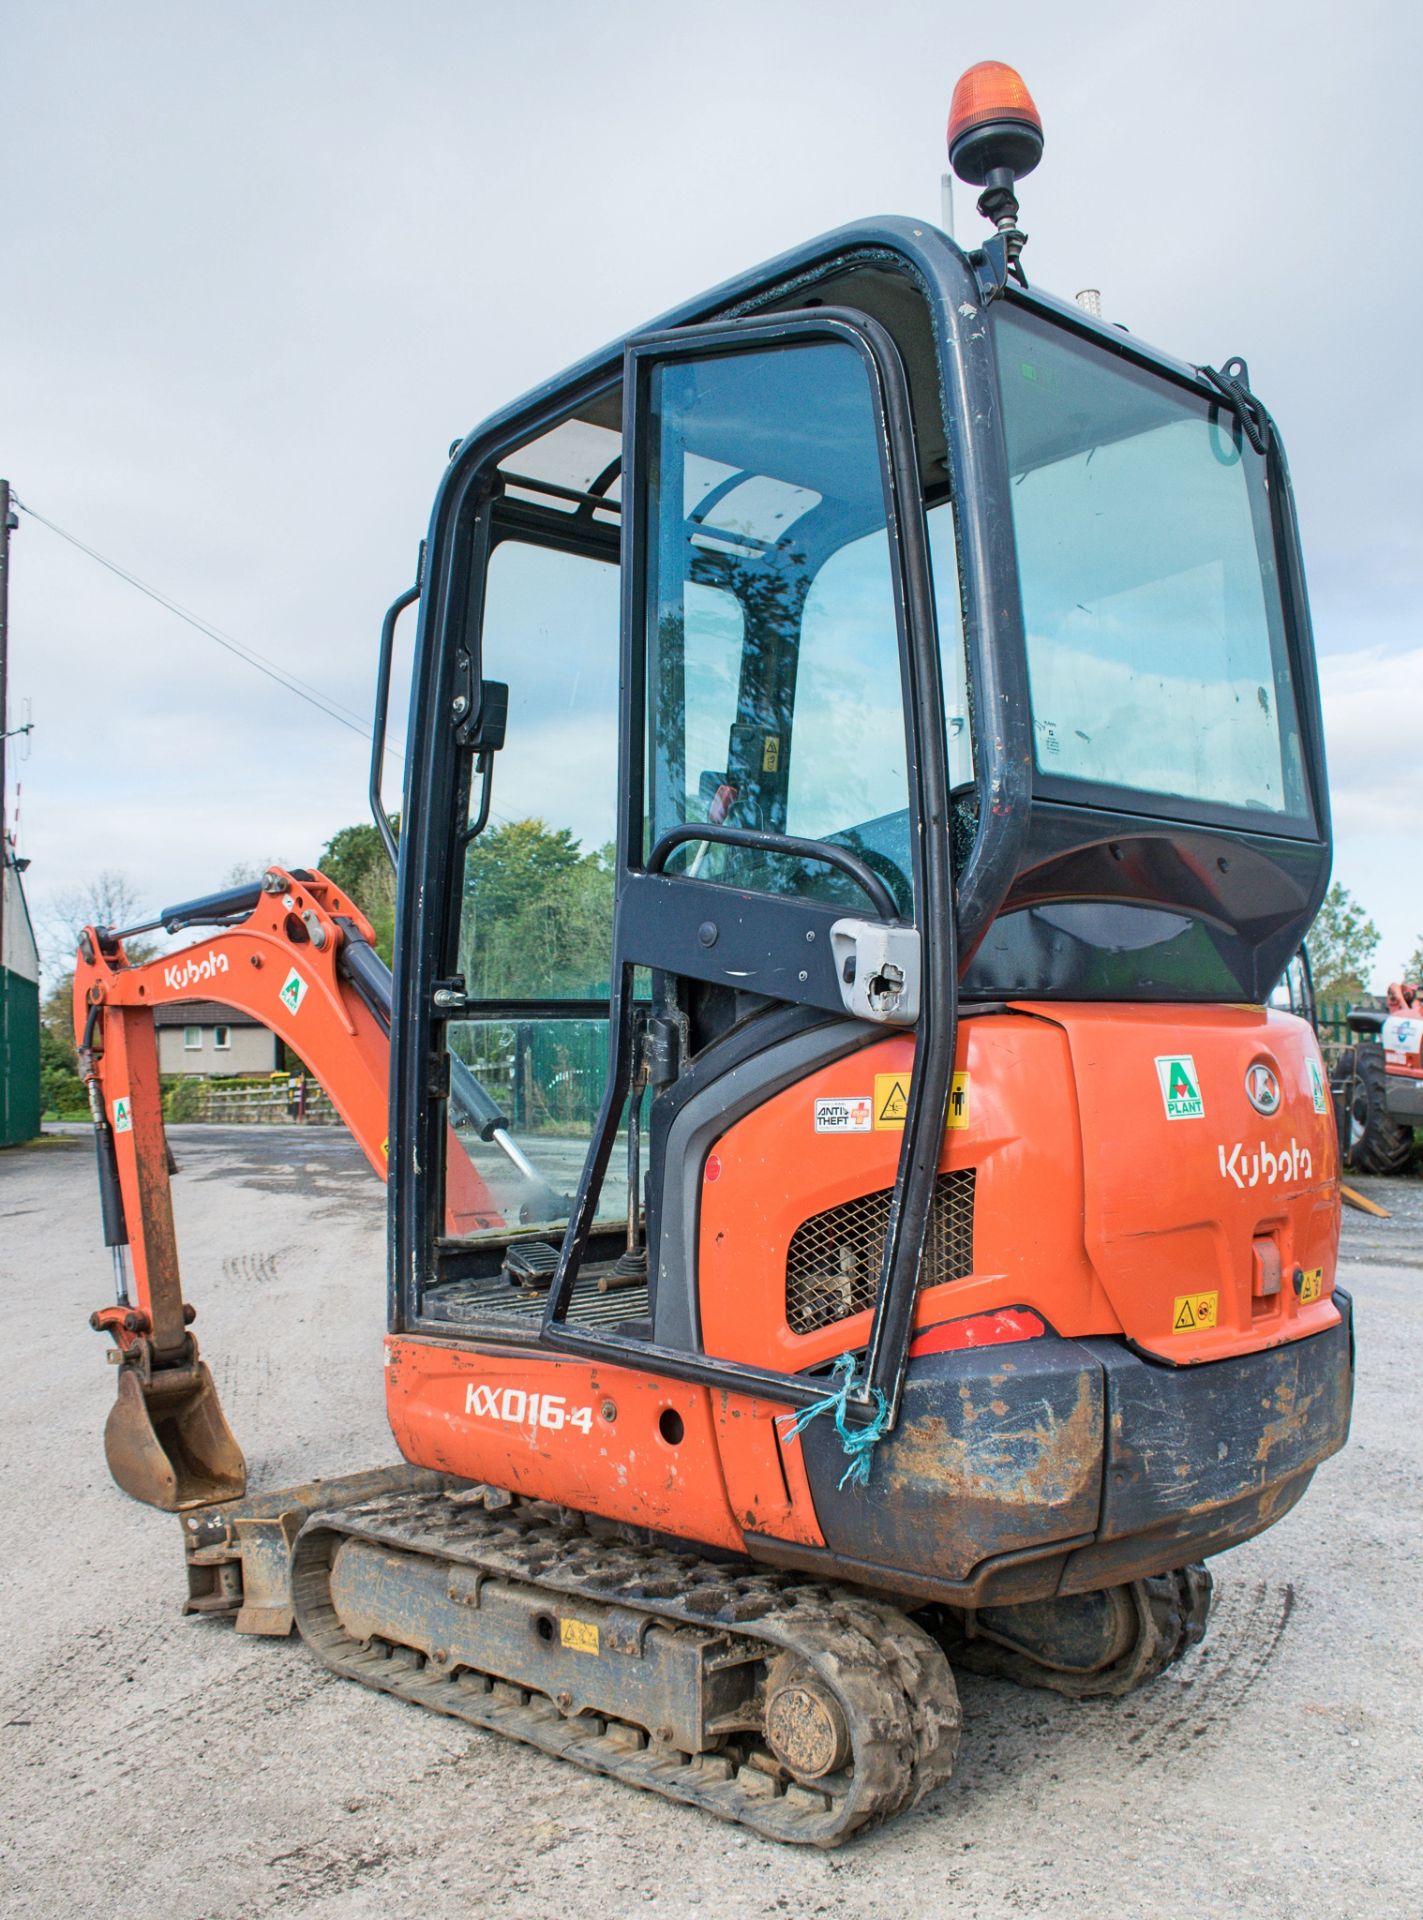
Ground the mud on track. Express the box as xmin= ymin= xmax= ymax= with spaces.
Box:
xmin=2 ymin=1129 xmax=1419 ymax=1919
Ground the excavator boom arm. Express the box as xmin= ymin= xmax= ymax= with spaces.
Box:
xmin=71 ymin=863 xmax=503 ymax=1509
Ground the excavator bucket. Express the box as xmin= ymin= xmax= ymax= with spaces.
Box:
xmin=104 ymin=1360 xmax=247 ymax=1511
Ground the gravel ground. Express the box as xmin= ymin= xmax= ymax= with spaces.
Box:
xmin=2 ymin=1126 xmax=1420 ymax=1919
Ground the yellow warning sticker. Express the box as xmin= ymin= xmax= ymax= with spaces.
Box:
xmin=1298 ymin=1267 xmax=1324 ymax=1304
xmin=762 ymin=735 xmax=781 ymax=773
xmin=379 ymin=1137 xmax=389 ymax=1162
xmin=874 ymin=1072 xmax=910 ymax=1128
xmin=1172 ymin=1291 xmax=1219 ymax=1334
xmin=560 ymin=1618 xmax=600 ymax=1656
xmin=873 ymin=1071 xmax=970 ymax=1131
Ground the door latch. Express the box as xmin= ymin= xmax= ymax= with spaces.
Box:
xmin=829 ymin=920 xmax=921 ymax=1026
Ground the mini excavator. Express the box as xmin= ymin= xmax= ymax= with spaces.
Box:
xmin=74 ymin=66 xmax=1353 ymax=1845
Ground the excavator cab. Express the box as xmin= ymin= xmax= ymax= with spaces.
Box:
xmin=390 ymin=227 xmax=1333 ymax=1424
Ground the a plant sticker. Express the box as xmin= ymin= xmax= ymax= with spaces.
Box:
xmin=1155 ymin=1055 xmax=1204 ymax=1120
xmin=1307 ymin=1058 xmax=1329 ymax=1115
xmin=279 ymin=968 xmax=308 ymax=1016
xmin=112 ymin=1097 xmax=132 ymax=1134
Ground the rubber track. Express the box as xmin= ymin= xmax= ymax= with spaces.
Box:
xmin=950 ymin=1563 xmax=1214 ymax=1700
xmin=289 ymin=1486 xmax=961 ymax=1847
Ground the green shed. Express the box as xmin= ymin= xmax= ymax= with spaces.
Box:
xmin=1 ymin=851 xmax=41 ymax=1145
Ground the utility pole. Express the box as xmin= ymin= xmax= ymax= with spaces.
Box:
xmin=0 ymin=479 xmax=12 ymax=966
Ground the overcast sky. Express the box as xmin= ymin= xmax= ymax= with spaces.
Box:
xmin=4 ymin=0 xmax=1420 ymax=986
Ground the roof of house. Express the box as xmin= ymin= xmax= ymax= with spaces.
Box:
xmin=151 ymin=1001 xmax=270 ymax=1029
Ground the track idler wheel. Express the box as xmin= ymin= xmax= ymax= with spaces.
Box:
xmin=936 ymin=1565 xmax=1213 ymax=1699
xmin=763 ymin=1656 xmax=852 ymax=1782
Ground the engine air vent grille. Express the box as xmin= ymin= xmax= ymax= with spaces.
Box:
xmin=785 ymin=1170 xmax=976 ymax=1335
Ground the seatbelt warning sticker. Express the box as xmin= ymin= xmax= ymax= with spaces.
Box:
xmin=1156 ymin=1055 xmax=1204 ymax=1120
xmin=815 ymin=1096 xmax=872 ymax=1133
xmin=278 ymin=968 xmax=308 ymax=1016
xmin=112 ymin=1097 xmax=132 ymax=1134
xmin=1172 ymin=1291 xmax=1218 ymax=1333
xmin=1298 ymin=1267 xmax=1324 ymax=1303
xmin=560 ymin=1617 xmax=600 ymax=1656
xmin=873 ymin=1071 xmax=970 ymax=1131
xmin=1307 ymin=1058 xmax=1329 ymax=1115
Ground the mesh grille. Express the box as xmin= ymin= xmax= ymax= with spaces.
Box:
xmin=785 ymin=1170 xmax=976 ymax=1335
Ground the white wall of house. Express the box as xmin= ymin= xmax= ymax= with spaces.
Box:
xmin=157 ymin=1023 xmax=280 ymax=1076
xmin=2 ymin=860 xmax=40 ymax=984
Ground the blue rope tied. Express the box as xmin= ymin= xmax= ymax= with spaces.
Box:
xmin=776 ymin=1353 xmax=891 ymax=1489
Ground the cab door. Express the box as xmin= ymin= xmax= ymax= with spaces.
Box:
xmin=541 ymin=311 xmax=959 ymax=1426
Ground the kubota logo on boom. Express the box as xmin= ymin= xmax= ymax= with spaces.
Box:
xmin=1218 ymin=1138 xmax=1313 ymax=1190
xmin=162 ymin=949 xmax=229 ymax=992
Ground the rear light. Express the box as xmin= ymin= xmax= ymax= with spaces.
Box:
xmin=1251 ymin=1235 xmax=1283 ymax=1320
xmin=1251 ymin=1237 xmax=1282 ymax=1298
xmin=910 ymin=1306 xmax=1045 ymax=1358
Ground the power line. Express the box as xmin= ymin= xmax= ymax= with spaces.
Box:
xmin=13 ymin=493 xmax=404 ymax=754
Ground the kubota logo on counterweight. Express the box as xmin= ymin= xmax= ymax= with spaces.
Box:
xmin=1218 ymin=1138 xmax=1313 ymax=1190
xmin=163 ymin=949 xmax=229 ymax=992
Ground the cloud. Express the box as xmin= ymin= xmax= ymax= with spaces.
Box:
xmin=1317 ymin=649 xmax=1422 ymax=983
xmin=1319 ymin=647 xmax=1423 ymax=838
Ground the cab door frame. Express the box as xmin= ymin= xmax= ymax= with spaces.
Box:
xmin=393 ymin=225 xmax=1025 ymax=1433
xmin=539 ymin=307 xmax=958 ymax=1427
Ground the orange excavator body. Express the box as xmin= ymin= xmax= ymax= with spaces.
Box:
xmin=380 ymin=1001 xmax=1344 ymax=1595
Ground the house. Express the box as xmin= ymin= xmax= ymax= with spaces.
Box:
xmin=1 ymin=849 xmax=41 ymax=1144
xmin=153 ymin=1001 xmax=284 ymax=1077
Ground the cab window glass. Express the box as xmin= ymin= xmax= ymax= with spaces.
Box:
xmin=996 ymin=305 xmax=1307 ymax=819
xmin=644 ymin=340 xmax=915 ymax=913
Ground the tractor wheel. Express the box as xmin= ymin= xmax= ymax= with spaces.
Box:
xmin=1342 ymin=1045 xmax=1414 ymax=1175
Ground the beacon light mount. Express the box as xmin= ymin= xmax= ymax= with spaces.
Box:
xmin=947 ymin=61 xmax=1043 ymax=294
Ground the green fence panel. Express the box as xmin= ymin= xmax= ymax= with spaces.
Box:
xmin=1 ymin=967 xmax=41 ymax=1146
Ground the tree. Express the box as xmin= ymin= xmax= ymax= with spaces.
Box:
xmin=460 ymin=820 xmax=613 ymax=1001
xmin=38 ymin=971 xmax=85 ymax=1116
xmin=311 ymin=813 xmax=613 ymax=994
xmin=1308 ymin=884 xmax=1380 ymax=1002
xmin=318 ymin=820 xmax=398 ymax=964
xmin=45 ymin=869 xmax=157 ymax=971
xmin=465 ymin=819 xmax=583 ymax=925
xmin=1405 ymin=939 xmax=1423 ymax=990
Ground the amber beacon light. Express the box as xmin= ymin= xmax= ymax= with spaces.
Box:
xmin=947 ymin=62 xmax=1043 ymax=272
xmin=947 ymin=62 xmax=1043 ymax=184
